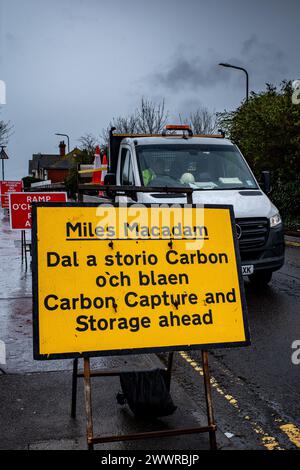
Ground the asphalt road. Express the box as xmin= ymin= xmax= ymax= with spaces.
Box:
xmin=169 ymin=245 xmax=300 ymax=450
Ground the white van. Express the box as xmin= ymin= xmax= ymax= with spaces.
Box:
xmin=103 ymin=125 xmax=285 ymax=286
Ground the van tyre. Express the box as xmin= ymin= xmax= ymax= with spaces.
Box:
xmin=248 ymin=270 xmax=273 ymax=287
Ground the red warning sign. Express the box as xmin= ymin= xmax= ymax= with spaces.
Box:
xmin=0 ymin=181 xmax=23 ymax=208
xmin=9 ymin=192 xmax=67 ymax=230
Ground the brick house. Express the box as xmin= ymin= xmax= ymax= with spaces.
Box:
xmin=28 ymin=141 xmax=83 ymax=183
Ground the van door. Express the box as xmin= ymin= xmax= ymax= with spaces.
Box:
xmin=116 ymin=146 xmax=136 ymax=203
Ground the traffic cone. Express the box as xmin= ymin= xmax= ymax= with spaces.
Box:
xmin=99 ymin=153 xmax=108 ymax=196
xmin=92 ymin=146 xmax=101 ymax=184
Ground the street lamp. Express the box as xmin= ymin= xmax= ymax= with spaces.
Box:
xmin=55 ymin=133 xmax=70 ymax=153
xmin=219 ymin=63 xmax=249 ymax=102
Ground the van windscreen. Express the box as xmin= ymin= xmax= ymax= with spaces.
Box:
xmin=136 ymin=144 xmax=258 ymax=190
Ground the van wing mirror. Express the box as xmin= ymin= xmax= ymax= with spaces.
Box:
xmin=104 ymin=173 xmax=116 ymax=185
xmin=125 ymin=188 xmax=137 ymax=201
xmin=261 ymin=170 xmax=271 ymax=194
xmin=103 ymin=173 xmax=116 ymax=200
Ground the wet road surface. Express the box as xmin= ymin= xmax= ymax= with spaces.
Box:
xmin=169 ymin=246 xmax=300 ymax=449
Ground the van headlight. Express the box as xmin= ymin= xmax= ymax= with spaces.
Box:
xmin=270 ymin=213 xmax=282 ymax=227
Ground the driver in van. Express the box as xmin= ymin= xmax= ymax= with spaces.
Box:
xmin=142 ymin=158 xmax=165 ymax=186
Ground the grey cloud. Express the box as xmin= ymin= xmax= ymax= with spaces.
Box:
xmin=153 ymin=36 xmax=288 ymax=92
xmin=241 ymin=35 xmax=258 ymax=55
xmin=240 ymin=34 xmax=286 ymax=77
xmin=154 ymin=55 xmax=230 ymax=91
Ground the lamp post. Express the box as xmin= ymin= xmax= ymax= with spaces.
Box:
xmin=219 ymin=63 xmax=249 ymax=102
xmin=55 ymin=133 xmax=70 ymax=153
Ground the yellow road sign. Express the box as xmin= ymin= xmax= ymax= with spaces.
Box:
xmin=32 ymin=203 xmax=250 ymax=359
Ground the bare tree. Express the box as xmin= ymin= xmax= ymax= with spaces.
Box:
xmin=78 ymin=133 xmax=99 ymax=154
xmin=0 ymin=111 xmax=13 ymax=146
xmin=100 ymin=115 xmax=138 ymax=147
xmin=111 ymin=115 xmax=138 ymax=134
xmin=100 ymin=97 xmax=168 ymax=146
xmin=100 ymin=126 xmax=110 ymax=148
xmin=181 ymin=107 xmax=217 ymax=134
xmin=136 ymin=97 xmax=168 ymax=133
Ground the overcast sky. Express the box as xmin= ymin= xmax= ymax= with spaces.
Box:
xmin=0 ymin=0 xmax=299 ymax=179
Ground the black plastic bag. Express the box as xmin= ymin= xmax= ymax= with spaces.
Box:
xmin=117 ymin=368 xmax=177 ymax=418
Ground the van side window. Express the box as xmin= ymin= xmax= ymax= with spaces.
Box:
xmin=120 ymin=148 xmax=134 ymax=185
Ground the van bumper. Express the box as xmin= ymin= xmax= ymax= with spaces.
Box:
xmin=239 ymin=224 xmax=285 ymax=273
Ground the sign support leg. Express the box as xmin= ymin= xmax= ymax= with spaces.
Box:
xmin=166 ymin=352 xmax=174 ymax=390
xmin=202 ymin=350 xmax=217 ymax=450
xmin=24 ymin=230 xmax=28 ymax=271
xmin=71 ymin=358 xmax=78 ymax=418
xmin=21 ymin=231 xmax=24 ymax=264
xmin=83 ymin=357 xmax=94 ymax=450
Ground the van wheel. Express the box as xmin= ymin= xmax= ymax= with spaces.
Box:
xmin=248 ymin=270 xmax=273 ymax=287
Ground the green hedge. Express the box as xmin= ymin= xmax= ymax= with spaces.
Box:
xmin=270 ymin=178 xmax=300 ymax=231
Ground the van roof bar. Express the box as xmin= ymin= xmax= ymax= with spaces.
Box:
xmin=110 ymin=127 xmax=225 ymax=139
xmin=162 ymin=124 xmax=193 ymax=137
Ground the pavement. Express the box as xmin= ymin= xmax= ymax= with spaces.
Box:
xmin=0 ymin=210 xmax=231 ymax=451
xmin=0 ymin=357 xmax=231 ymax=450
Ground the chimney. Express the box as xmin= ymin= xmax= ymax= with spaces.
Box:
xmin=59 ymin=140 xmax=66 ymax=156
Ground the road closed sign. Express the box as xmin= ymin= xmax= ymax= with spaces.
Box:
xmin=32 ymin=203 xmax=250 ymax=359
xmin=9 ymin=192 xmax=67 ymax=229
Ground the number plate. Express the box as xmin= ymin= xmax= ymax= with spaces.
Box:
xmin=242 ymin=265 xmax=254 ymax=276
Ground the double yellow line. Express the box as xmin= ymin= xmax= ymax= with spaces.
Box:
xmin=279 ymin=424 xmax=300 ymax=448
xmin=180 ymin=351 xmax=300 ymax=450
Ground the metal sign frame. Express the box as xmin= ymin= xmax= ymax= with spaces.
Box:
xmin=76 ymin=353 xmax=217 ymax=450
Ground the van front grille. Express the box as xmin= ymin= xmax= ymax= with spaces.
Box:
xmin=235 ymin=218 xmax=269 ymax=251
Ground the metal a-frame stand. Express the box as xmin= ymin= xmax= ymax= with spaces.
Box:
xmin=71 ymin=351 xmax=217 ymax=450
xmin=71 ymin=185 xmax=217 ymax=450
xmin=21 ymin=230 xmax=31 ymax=270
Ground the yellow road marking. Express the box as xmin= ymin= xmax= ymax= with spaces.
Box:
xmin=280 ymin=424 xmax=300 ymax=448
xmin=180 ymin=351 xmax=283 ymax=450
xmin=285 ymin=240 xmax=300 ymax=247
